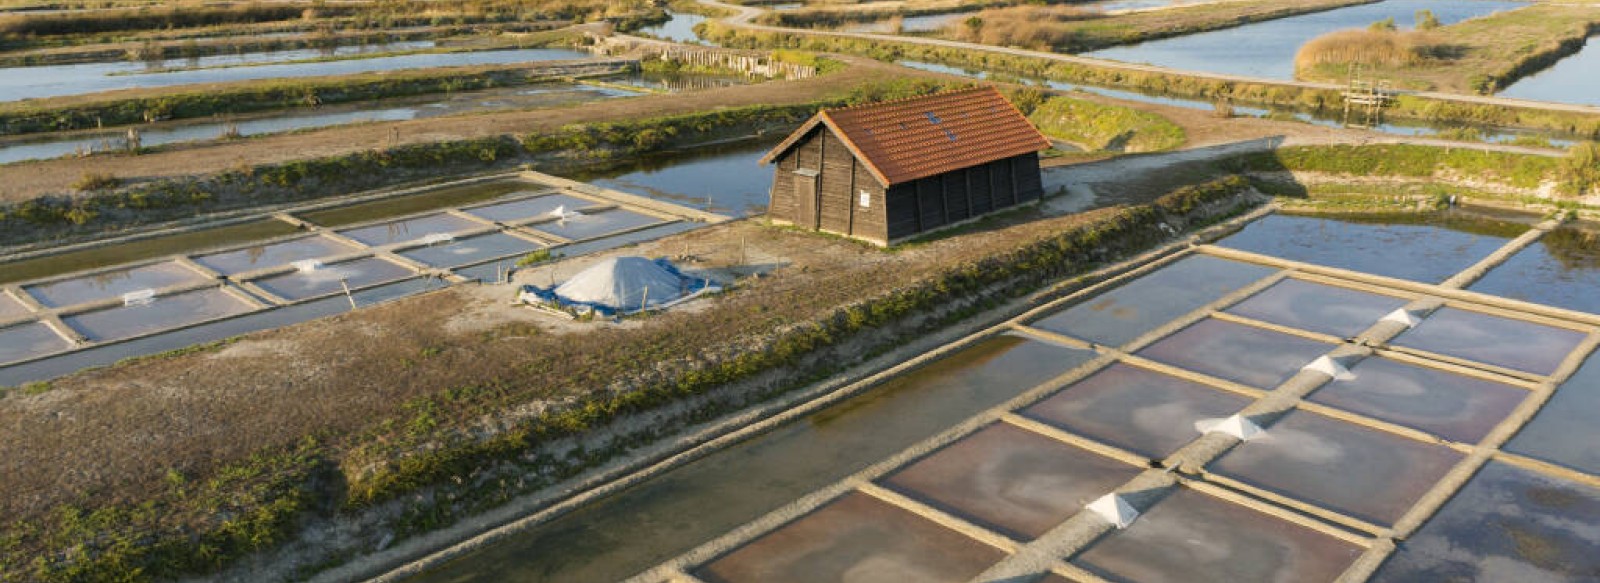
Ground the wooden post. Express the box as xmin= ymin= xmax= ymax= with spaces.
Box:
xmin=339 ymin=279 xmax=357 ymax=309
xmin=640 ymin=286 xmax=649 ymax=313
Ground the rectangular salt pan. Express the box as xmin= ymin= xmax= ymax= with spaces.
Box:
xmin=191 ymin=235 xmax=355 ymax=275
xmin=335 ymin=213 xmax=484 ymax=247
xmin=1207 ymin=409 xmax=1463 ymax=526
xmin=1506 ymin=355 xmax=1600 ymax=475
xmin=62 ymin=287 xmax=254 ymax=342
xmin=1024 ymin=363 xmax=1252 ymax=459
xmin=1135 ymin=318 xmax=1334 ymax=389
xmin=1029 ymin=254 xmax=1277 ymax=347
xmin=1224 ymin=278 xmax=1410 ymax=339
xmin=692 ymin=491 xmax=1005 ymax=583
xmin=526 ymin=209 xmax=662 ymax=241
xmin=0 ymin=322 xmax=70 ymax=365
xmin=1467 ymin=224 xmax=1600 ymax=315
xmin=0 ymin=292 xmax=32 ymax=320
xmin=397 ymin=233 xmax=543 ymax=269
xmin=462 ymin=194 xmax=607 ymax=223
xmin=23 ymin=261 xmax=205 ymax=308
xmin=1391 ymin=307 xmax=1587 ymax=376
xmin=880 ymin=423 xmax=1142 ymax=540
xmin=1071 ymin=487 xmax=1363 ymax=583
xmin=1306 ymin=356 xmax=1526 ymax=443
xmin=250 ymin=257 xmax=414 ymax=301
xmin=1215 ymin=213 xmax=1522 ymax=284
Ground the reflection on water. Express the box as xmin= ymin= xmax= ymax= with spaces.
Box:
xmin=1083 ymin=0 xmax=1523 ymax=80
xmin=335 ymin=213 xmax=484 ymax=246
xmin=0 ymin=47 xmax=590 ymax=102
xmin=1210 ymin=409 xmax=1464 ymax=525
xmin=23 ymin=261 xmax=205 ymax=308
xmin=1073 ymin=486 xmax=1363 ymax=583
xmin=0 ymin=322 xmax=70 ymax=365
xmin=1506 ymin=355 xmax=1600 ymax=476
xmin=62 ymin=287 xmax=253 ymax=342
xmin=300 ymin=181 xmax=532 ymax=228
xmin=1373 ymin=461 xmax=1600 ymax=581
xmin=0 ymin=84 xmax=635 ymax=165
xmin=0 ymin=220 xmax=299 ymax=287
xmin=1025 ymin=363 xmax=1252 ymax=459
xmin=882 ymin=423 xmax=1142 ymax=539
xmin=251 ymin=257 xmax=415 ymax=300
xmin=410 ymin=334 xmax=1093 ymax=582
xmin=1498 ymin=36 xmax=1600 ymax=106
xmin=1135 ymin=318 xmax=1333 ymax=389
xmin=526 ymin=209 xmax=661 ymax=241
xmin=1306 ymin=355 xmax=1525 ymax=443
xmin=1392 ymin=306 xmax=1587 ymax=376
xmin=636 ymin=11 xmax=714 ymax=44
xmin=1029 ymin=254 xmax=1278 ymax=347
xmin=1217 ymin=212 xmax=1526 ymax=283
xmin=843 ymin=12 xmax=969 ymax=33
xmin=397 ymin=233 xmax=542 ymax=269
xmin=694 ymin=491 xmax=1004 ymax=583
xmin=576 ymin=139 xmax=777 ymax=217
xmin=193 ymin=235 xmax=356 ymax=276
xmin=1470 ymin=223 xmax=1600 ymax=314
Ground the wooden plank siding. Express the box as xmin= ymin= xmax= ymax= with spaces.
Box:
xmin=766 ymin=124 xmax=1041 ymax=246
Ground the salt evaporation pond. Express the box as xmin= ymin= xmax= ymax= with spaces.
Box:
xmin=23 ymin=260 xmax=205 ymax=308
xmin=636 ymin=11 xmax=714 ymax=44
xmin=1469 ymin=222 xmax=1600 ymax=314
xmin=1215 ymin=212 xmax=1527 ymax=283
xmin=1083 ymin=0 xmax=1524 ymax=80
xmin=577 ymin=139 xmax=776 ymax=217
xmin=1497 ymin=36 xmax=1600 ymax=106
xmin=0 ymin=46 xmax=590 ymax=102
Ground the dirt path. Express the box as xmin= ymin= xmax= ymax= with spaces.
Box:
xmin=0 ymin=55 xmax=895 ymax=201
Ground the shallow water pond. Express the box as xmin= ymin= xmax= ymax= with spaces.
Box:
xmin=1024 ymin=362 xmax=1253 ymax=459
xmin=1469 ymin=223 xmax=1600 ymax=314
xmin=1029 ymin=254 xmax=1278 ymax=347
xmin=1215 ymin=212 xmax=1526 ymax=283
xmin=23 ymin=260 xmax=206 ymax=308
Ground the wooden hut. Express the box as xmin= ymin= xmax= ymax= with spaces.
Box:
xmin=761 ymin=86 xmax=1051 ymax=246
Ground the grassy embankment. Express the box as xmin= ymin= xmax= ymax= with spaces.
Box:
xmin=1024 ymin=92 xmax=1186 ymax=152
xmin=0 ymin=0 xmax=660 ymax=50
xmin=697 ymin=20 xmax=1600 ymax=138
xmin=751 ymin=0 xmax=1012 ymax=29
xmin=938 ymin=0 xmax=1374 ymax=53
xmin=1294 ymin=4 xmax=1600 ymax=93
xmin=0 ymin=86 xmax=1260 ymax=581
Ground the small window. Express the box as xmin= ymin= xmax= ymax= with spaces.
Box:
xmin=859 ymin=190 xmax=872 ymax=208
xmin=925 ymin=112 xmax=942 ymax=124
xmin=944 ymin=129 xmax=958 ymax=141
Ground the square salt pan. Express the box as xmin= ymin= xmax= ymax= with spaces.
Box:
xmin=1208 ymin=409 xmax=1463 ymax=526
xmin=1391 ymin=307 xmax=1587 ymax=376
xmin=1072 ymin=486 xmax=1363 ymax=583
xmin=1023 ymin=363 xmax=1252 ymax=460
xmin=693 ymin=491 xmax=1004 ymax=583
xmin=1506 ymin=354 xmax=1600 ymax=475
xmin=880 ymin=422 xmax=1142 ymax=540
xmin=1225 ymin=278 xmax=1410 ymax=339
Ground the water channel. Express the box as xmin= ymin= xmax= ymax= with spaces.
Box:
xmin=1082 ymin=0 xmax=1524 ymax=81
xmin=0 ymin=46 xmax=591 ymax=102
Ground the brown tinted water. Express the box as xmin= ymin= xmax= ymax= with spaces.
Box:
xmin=1135 ymin=319 xmax=1333 ymax=389
xmin=1023 ymin=363 xmax=1253 ymax=459
xmin=1028 ymin=255 xmax=1278 ymax=347
xmin=693 ymin=491 xmax=1006 ymax=583
xmin=0 ymin=219 xmax=296 ymax=287
xmin=1306 ymin=356 xmax=1526 ymax=443
xmin=1373 ymin=461 xmax=1600 ymax=581
xmin=1224 ymin=278 xmax=1410 ymax=339
xmin=410 ymin=334 xmax=1095 ymax=582
xmin=1392 ymin=307 xmax=1587 ymax=376
xmin=880 ymin=422 xmax=1143 ymax=540
xmin=1071 ymin=486 xmax=1363 ymax=583
xmin=1208 ymin=409 xmax=1464 ymax=526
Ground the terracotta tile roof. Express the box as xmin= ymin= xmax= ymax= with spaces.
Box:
xmin=761 ymin=86 xmax=1050 ymax=186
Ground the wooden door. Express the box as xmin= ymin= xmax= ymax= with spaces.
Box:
xmin=794 ymin=171 xmax=820 ymax=229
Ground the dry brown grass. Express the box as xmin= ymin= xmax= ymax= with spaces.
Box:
xmin=1294 ymin=28 xmax=1443 ymax=71
xmin=944 ymin=5 xmax=1096 ymax=49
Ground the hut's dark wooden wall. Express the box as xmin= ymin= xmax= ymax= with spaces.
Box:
xmin=768 ymin=126 xmax=1042 ymax=245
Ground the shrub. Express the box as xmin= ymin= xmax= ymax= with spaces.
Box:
xmin=70 ymin=172 xmax=120 ymax=191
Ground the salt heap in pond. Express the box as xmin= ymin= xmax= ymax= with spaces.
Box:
xmin=519 ymin=256 xmax=720 ymax=316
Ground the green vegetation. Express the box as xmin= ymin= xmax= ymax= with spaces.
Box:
xmin=0 ymin=78 xmax=957 ymax=246
xmin=1027 ymin=95 xmax=1185 ymax=152
xmin=1295 ymin=4 xmax=1600 ymax=94
xmin=514 ymin=248 xmax=554 ymax=266
xmin=753 ymin=0 xmax=1010 ymax=29
xmin=0 ymin=54 xmax=612 ymax=136
xmin=1228 ymin=143 xmax=1565 ymax=190
xmin=940 ymin=0 xmax=1374 ymax=53
xmin=69 ymin=171 xmax=121 ymax=191
xmin=695 ymin=21 xmax=1600 ymax=138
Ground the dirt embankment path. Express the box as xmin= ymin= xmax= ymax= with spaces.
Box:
xmin=0 ymin=55 xmax=897 ymax=201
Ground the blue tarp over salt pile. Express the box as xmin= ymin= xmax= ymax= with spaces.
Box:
xmin=519 ymin=256 xmax=720 ymax=316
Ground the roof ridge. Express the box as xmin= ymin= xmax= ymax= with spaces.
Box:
xmin=822 ymin=84 xmax=994 ymax=115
